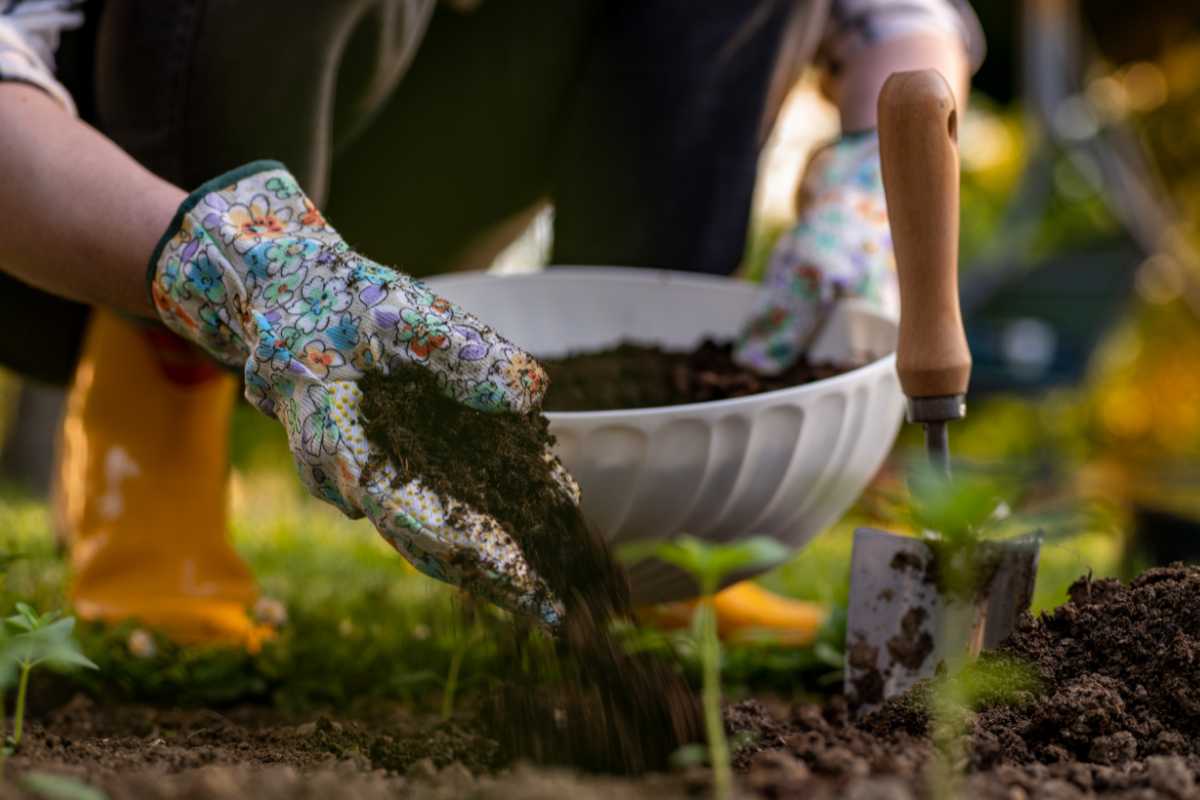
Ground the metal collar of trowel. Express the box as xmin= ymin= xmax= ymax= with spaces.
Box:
xmin=906 ymin=394 xmax=966 ymax=424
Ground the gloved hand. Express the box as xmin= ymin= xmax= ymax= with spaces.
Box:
xmin=149 ymin=160 xmax=572 ymax=625
xmin=734 ymin=132 xmax=899 ymax=375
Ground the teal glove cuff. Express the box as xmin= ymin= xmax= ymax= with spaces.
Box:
xmin=145 ymin=159 xmax=287 ymax=305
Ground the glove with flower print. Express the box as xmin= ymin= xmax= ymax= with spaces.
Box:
xmin=150 ymin=160 xmax=573 ymax=626
xmin=734 ymin=132 xmax=900 ymax=375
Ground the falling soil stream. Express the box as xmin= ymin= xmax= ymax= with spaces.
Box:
xmin=357 ymin=365 xmax=702 ymax=774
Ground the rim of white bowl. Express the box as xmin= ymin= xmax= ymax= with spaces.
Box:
xmin=425 ymin=267 xmax=899 ymax=420
xmin=426 ymin=265 xmax=761 ymax=296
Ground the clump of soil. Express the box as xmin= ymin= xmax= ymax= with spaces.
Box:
xmin=731 ymin=565 xmax=1200 ymax=798
xmin=840 ymin=566 xmax=1200 ymax=773
xmin=357 ymin=365 xmax=701 ymax=773
xmin=358 ymin=366 xmax=615 ymax=614
xmin=971 ymin=565 xmax=1200 ymax=769
xmin=541 ymin=340 xmax=854 ymax=412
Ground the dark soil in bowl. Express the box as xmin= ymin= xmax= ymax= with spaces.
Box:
xmin=9 ymin=566 xmax=1200 ymax=798
xmin=541 ymin=340 xmax=858 ymax=412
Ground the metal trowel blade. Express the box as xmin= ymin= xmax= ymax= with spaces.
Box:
xmin=843 ymin=526 xmax=1041 ymax=713
xmin=844 ymin=527 xmax=944 ymax=710
xmin=806 ymin=299 xmax=898 ymax=366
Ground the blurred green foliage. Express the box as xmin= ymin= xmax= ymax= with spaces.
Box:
xmin=0 ymin=430 xmax=1123 ymax=714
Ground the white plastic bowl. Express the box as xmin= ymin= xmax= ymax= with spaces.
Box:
xmin=427 ymin=268 xmax=905 ymax=603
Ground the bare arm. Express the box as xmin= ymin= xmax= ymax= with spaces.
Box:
xmin=830 ymin=32 xmax=969 ymax=132
xmin=0 ymin=82 xmax=185 ymax=316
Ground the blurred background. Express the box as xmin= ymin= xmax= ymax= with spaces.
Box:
xmin=0 ymin=0 xmax=1199 ymax=704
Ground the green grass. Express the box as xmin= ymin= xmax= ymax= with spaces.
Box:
xmin=0 ymin=402 xmax=1125 ymax=710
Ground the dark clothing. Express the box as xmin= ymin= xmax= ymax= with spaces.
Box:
xmin=0 ymin=0 xmax=800 ymax=383
xmin=326 ymin=0 xmax=799 ymax=275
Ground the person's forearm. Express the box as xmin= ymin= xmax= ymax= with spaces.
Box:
xmin=829 ymin=33 xmax=970 ymax=133
xmin=0 ymin=83 xmax=185 ymax=316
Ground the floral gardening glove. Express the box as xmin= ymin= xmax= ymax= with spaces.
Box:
xmin=149 ymin=160 xmax=574 ymax=626
xmin=734 ymin=132 xmax=899 ymax=375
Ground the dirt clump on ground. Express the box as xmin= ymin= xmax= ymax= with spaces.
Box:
xmin=541 ymin=340 xmax=854 ymax=411
xmin=358 ymin=365 xmax=701 ymax=774
xmin=729 ymin=565 xmax=1200 ymax=799
xmin=3 ymin=696 xmax=692 ymax=800
xmin=8 ymin=567 xmax=1200 ymax=797
xmin=971 ymin=565 xmax=1200 ymax=770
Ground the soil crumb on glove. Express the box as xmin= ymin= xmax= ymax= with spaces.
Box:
xmin=542 ymin=340 xmax=855 ymax=412
xmin=358 ymin=366 xmax=598 ymax=609
xmin=358 ymin=365 xmax=701 ymax=774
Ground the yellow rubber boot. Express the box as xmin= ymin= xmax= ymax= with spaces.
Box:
xmin=56 ymin=309 xmax=271 ymax=650
xmin=643 ymin=581 xmax=827 ymax=647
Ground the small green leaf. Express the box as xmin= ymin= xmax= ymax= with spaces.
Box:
xmin=618 ymin=536 xmax=790 ymax=595
xmin=20 ymin=772 xmax=108 ymax=800
xmin=9 ymin=614 xmax=97 ymax=671
xmin=6 ymin=613 xmax=33 ymax=633
xmin=615 ymin=539 xmax=680 ymax=567
xmin=813 ymin=641 xmax=844 ymax=668
xmin=906 ymin=462 xmax=1012 ymax=546
xmin=39 ymin=618 xmax=78 ymax=640
xmin=45 ymin=649 xmax=99 ymax=672
xmin=730 ymin=729 xmax=759 ymax=752
xmin=700 ymin=538 xmax=790 ymax=582
xmin=669 ymin=743 xmax=709 ymax=769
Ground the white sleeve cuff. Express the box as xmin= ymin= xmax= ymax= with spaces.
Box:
xmin=822 ymin=0 xmax=986 ymax=75
xmin=0 ymin=10 xmax=80 ymax=115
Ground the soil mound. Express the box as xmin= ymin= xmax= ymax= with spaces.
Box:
xmin=730 ymin=566 xmax=1200 ymax=799
xmin=971 ymin=565 xmax=1200 ymax=769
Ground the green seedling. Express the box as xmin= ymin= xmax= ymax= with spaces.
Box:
xmin=924 ymin=652 xmax=1041 ymax=800
xmin=19 ymin=771 xmax=108 ymax=800
xmin=898 ymin=461 xmax=1064 ymax=800
xmin=620 ymin=535 xmax=789 ymax=800
xmin=4 ymin=604 xmax=98 ymax=752
xmin=440 ymin=627 xmax=482 ymax=721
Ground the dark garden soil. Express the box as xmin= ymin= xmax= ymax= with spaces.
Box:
xmin=358 ymin=365 xmax=703 ymax=774
xmin=6 ymin=565 xmax=1200 ymax=798
xmin=541 ymin=340 xmax=854 ymax=411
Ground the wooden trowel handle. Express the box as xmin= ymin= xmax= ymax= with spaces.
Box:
xmin=878 ymin=69 xmax=971 ymax=401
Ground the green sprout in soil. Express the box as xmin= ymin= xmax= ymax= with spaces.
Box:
xmin=19 ymin=770 xmax=108 ymax=800
xmin=924 ymin=653 xmax=1041 ymax=799
xmin=1 ymin=604 xmax=97 ymax=757
xmin=896 ymin=460 xmax=1076 ymax=799
xmin=619 ymin=535 xmax=788 ymax=800
xmin=440 ymin=622 xmax=485 ymax=721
